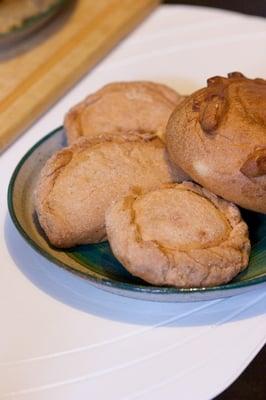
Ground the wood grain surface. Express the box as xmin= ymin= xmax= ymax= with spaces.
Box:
xmin=0 ymin=0 xmax=159 ymax=152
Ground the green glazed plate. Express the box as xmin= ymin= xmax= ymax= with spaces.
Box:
xmin=0 ymin=0 xmax=70 ymax=46
xmin=8 ymin=127 xmax=266 ymax=302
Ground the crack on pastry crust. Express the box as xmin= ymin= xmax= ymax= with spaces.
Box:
xmin=178 ymin=250 xmax=210 ymax=286
xmin=186 ymin=99 xmax=207 ymax=147
xmin=207 ymin=248 xmax=233 ymax=265
xmin=36 ymin=150 xmax=73 ymax=215
xmin=217 ymin=133 xmax=252 ymax=149
xmin=34 ymin=148 xmax=75 ymax=247
xmin=124 ymin=195 xmax=142 ymax=243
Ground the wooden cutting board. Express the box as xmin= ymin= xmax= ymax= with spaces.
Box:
xmin=0 ymin=0 xmax=159 ymax=152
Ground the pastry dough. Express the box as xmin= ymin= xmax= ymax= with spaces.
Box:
xmin=106 ymin=182 xmax=250 ymax=287
xmin=65 ymin=81 xmax=185 ymax=144
xmin=35 ymin=137 xmax=182 ymax=248
xmin=166 ymin=72 xmax=266 ymax=213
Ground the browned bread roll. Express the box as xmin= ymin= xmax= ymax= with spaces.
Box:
xmin=166 ymin=72 xmax=266 ymax=214
xmin=64 ymin=81 xmax=185 ymax=144
xmin=35 ymin=137 xmax=183 ymax=248
xmin=106 ymin=182 xmax=250 ymax=288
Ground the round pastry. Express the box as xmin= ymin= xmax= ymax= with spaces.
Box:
xmin=35 ymin=137 xmax=182 ymax=248
xmin=105 ymin=182 xmax=250 ymax=288
xmin=64 ymin=81 xmax=185 ymax=144
xmin=166 ymin=72 xmax=266 ymax=214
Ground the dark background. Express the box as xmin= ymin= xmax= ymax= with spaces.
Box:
xmin=165 ymin=0 xmax=266 ymax=17
xmin=163 ymin=1 xmax=265 ymax=399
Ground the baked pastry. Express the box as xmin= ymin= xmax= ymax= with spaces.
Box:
xmin=166 ymin=72 xmax=266 ymax=214
xmin=106 ymin=182 xmax=250 ymax=288
xmin=64 ymin=81 xmax=185 ymax=144
xmin=35 ymin=137 xmax=182 ymax=248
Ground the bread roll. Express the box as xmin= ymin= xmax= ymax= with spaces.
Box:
xmin=166 ymin=72 xmax=266 ymax=213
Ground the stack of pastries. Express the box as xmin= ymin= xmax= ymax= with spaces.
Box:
xmin=35 ymin=73 xmax=266 ymax=288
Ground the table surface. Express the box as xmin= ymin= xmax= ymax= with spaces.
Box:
xmin=1 ymin=4 xmax=266 ymax=400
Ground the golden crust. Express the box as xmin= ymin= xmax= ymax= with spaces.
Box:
xmin=64 ymin=81 xmax=185 ymax=144
xmin=166 ymin=72 xmax=266 ymax=213
xmin=106 ymin=182 xmax=250 ymax=288
xmin=34 ymin=137 xmax=183 ymax=248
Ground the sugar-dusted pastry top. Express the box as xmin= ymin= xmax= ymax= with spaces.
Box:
xmin=64 ymin=81 xmax=186 ymax=144
xmin=35 ymin=137 xmax=183 ymax=248
xmin=106 ymin=182 xmax=250 ymax=288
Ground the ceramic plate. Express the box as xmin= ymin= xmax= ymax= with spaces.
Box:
xmin=8 ymin=127 xmax=266 ymax=302
xmin=0 ymin=0 xmax=70 ymax=46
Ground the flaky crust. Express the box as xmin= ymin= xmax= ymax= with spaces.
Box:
xmin=106 ymin=182 xmax=250 ymax=288
xmin=35 ymin=137 xmax=183 ymax=248
xmin=64 ymin=81 xmax=185 ymax=144
xmin=166 ymin=72 xmax=266 ymax=213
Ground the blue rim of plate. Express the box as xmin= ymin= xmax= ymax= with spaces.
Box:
xmin=7 ymin=127 xmax=266 ymax=296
